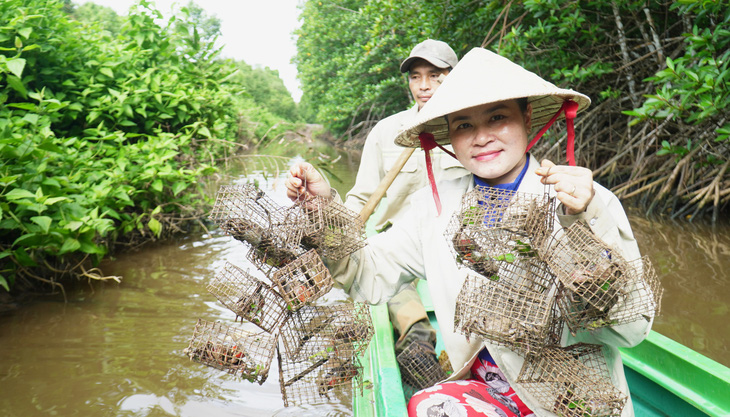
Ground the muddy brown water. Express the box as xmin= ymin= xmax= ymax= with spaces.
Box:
xmin=1 ymin=145 xmax=728 ymax=417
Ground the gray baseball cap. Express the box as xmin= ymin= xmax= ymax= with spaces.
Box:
xmin=400 ymin=39 xmax=458 ymax=73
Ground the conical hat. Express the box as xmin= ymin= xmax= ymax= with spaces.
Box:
xmin=395 ymin=48 xmax=591 ymax=148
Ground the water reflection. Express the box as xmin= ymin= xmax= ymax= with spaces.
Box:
xmin=628 ymin=212 xmax=730 ymax=365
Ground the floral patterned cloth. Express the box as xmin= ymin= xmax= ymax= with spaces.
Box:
xmin=407 ymin=348 xmax=535 ymax=417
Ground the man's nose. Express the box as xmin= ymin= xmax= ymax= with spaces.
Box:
xmin=419 ymin=77 xmax=432 ymax=90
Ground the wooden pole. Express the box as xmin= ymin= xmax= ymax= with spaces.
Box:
xmin=358 ymin=147 xmax=416 ymax=223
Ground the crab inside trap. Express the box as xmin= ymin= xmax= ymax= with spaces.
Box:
xmin=210 ymin=183 xmax=303 ymax=246
xmin=276 ymin=303 xmax=372 ymax=406
xmin=446 ymin=186 xmax=556 ymax=278
xmin=454 ymin=268 xmax=560 ymax=355
xmin=184 ymin=319 xmax=277 ymax=385
xmin=279 ymin=303 xmax=373 ymax=362
xmin=544 ymin=222 xmax=663 ymax=334
xmin=277 ymin=350 xmax=363 ymax=407
xmin=206 ymin=261 xmax=288 ymax=333
xmin=297 ymin=194 xmax=367 ymax=261
xmin=517 ymin=343 xmax=627 ymax=417
xmin=271 ymin=249 xmax=334 ymax=311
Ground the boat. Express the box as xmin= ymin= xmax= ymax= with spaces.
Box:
xmin=352 ymin=281 xmax=730 ymax=417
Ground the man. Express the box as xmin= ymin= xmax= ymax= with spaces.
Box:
xmin=343 ymin=39 xmax=469 ymax=355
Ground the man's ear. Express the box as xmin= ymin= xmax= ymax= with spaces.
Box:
xmin=524 ymin=103 xmax=533 ymax=132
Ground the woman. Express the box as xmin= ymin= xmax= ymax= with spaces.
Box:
xmin=286 ymin=48 xmax=653 ymax=417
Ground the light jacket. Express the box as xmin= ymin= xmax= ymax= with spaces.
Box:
xmin=344 ymin=104 xmax=468 ymax=230
xmin=331 ymin=155 xmax=653 ymax=417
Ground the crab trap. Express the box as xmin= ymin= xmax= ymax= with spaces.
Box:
xmin=279 ymin=303 xmax=374 ymax=362
xmin=210 ymin=184 xmax=301 ymax=245
xmin=454 ymin=267 xmax=560 ymax=355
xmin=184 ymin=319 xmax=277 ymax=384
xmin=297 ymin=195 xmax=367 ymax=261
xmin=517 ymin=343 xmax=627 ymax=417
xmin=210 ymin=183 xmax=306 ymax=275
xmin=446 ymin=187 xmax=556 ymax=278
xmin=397 ymin=340 xmax=448 ymax=393
xmin=271 ymin=249 xmax=334 ymax=311
xmin=277 ymin=350 xmax=363 ymax=407
xmin=206 ymin=262 xmax=288 ymax=333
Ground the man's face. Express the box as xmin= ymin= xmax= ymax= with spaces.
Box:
xmin=448 ymin=99 xmax=532 ymax=186
xmin=408 ymin=60 xmax=449 ymax=110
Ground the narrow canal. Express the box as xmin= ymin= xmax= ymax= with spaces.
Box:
xmin=1 ymin=139 xmax=728 ymax=416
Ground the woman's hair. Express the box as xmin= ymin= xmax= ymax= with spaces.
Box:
xmin=516 ymin=97 xmax=528 ymax=113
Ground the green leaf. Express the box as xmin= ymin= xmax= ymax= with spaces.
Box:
xmin=5 ymin=188 xmax=36 ymax=200
xmin=172 ymin=182 xmax=188 ymax=196
xmin=6 ymin=58 xmax=26 ymax=78
xmin=198 ymin=125 xmax=211 ymax=138
xmin=100 ymin=67 xmax=114 ymax=78
xmin=18 ymin=27 xmax=33 ymax=39
xmin=6 ymin=75 xmax=27 ymax=98
xmin=151 ymin=179 xmax=163 ymax=192
xmin=13 ymin=247 xmax=37 ymax=266
xmin=148 ymin=217 xmax=162 ymax=237
xmin=58 ymin=238 xmax=81 ymax=255
xmin=0 ymin=275 xmax=9 ymax=292
xmin=30 ymin=216 xmax=52 ymax=234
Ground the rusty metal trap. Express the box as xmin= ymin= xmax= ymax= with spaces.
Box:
xmin=277 ymin=350 xmax=363 ymax=407
xmin=397 ymin=340 xmax=448 ymax=392
xmin=517 ymin=343 xmax=627 ymax=417
xmin=270 ymin=249 xmax=333 ymax=311
xmin=209 ymin=183 xmax=306 ymax=275
xmin=206 ymin=262 xmax=288 ymax=333
xmin=543 ymin=222 xmax=643 ymax=334
xmin=279 ymin=303 xmax=374 ymax=362
xmin=184 ymin=318 xmax=277 ymax=384
xmin=445 ymin=186 xmax=556 ymax=279
xmin=210 ymin=184 xmax=302 ymax=246
xmin=454 ymin=268 xmax=560 ymax=355
xmin=296 ymin=195 xmax=367 ymax=261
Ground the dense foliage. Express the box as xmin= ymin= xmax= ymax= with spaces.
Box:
xmin=0 ymin=0 xmax=300 ymax=293
xmin=295 ymin=0 xmax=729 ymax=220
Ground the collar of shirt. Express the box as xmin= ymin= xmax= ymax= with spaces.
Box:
xmin=473 ymin=153 xmax=531 ymax=192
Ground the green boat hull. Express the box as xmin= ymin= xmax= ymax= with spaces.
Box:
xmin=354 ymin=295 xmax=730 ymax=417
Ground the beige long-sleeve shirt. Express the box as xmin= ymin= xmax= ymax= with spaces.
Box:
xmin=332 ymin=155 xmax=654 ymax=417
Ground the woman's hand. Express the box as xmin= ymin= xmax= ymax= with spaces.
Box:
xmin=535 ymin=159 xmax=595 ymax=215
xmin=286 ymin=162 xmax=332 ymax=203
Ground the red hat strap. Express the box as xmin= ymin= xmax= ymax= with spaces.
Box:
xmin=418 ymin=132 xmax=447 ymax=216
xmin=525 ymin=99 xmax=580 ymax=166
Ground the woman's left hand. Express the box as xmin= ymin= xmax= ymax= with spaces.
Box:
xmin=535 ymin=159 xmax=595 ymax=215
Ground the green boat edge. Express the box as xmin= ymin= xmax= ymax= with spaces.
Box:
xmin=353 ymin=281 xmax=730 ymax=417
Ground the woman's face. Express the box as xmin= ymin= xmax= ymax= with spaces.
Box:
xmin=448 ymin=99 xmax=532 ymax=186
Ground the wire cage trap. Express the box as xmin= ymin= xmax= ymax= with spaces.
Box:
xmin=270 ymin=249 xmax=334 ymax=311
xmin=545 ymin=221 xmax=633 ymax=312
xmin=517 ymin=343 xmax=627 ymax=417
xmin=277 ymin=349 xmax=363 ymax=407
xmin=297 ymin=195 xmax=367 ymax=261
xmin=279 ymin=303 xmax=374 ymax=362
xmin=454 ymin=266 xmax=560 ymax=355
xmin=210 ymin=183 xmax=306 ymax=275
xmin=210 ymin=183 xmax=299 ymax=244
xmin=446 ymin=186 xmax=556 ymax=279
xmin=624 ymin=255 xmax=663 ymax=318
xmin=206 ymin=261 xmax=289 ymax=333
xmin=397 ymin=340 xmax=448 ymax=393
xmin=543 ymin=222 xmax=641 ymax=334
xmin=184 ymin=318 xmax=277 ymax=384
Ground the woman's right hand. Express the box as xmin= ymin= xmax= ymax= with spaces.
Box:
xmin=286 ymin=162 xmax=331 ymax=203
